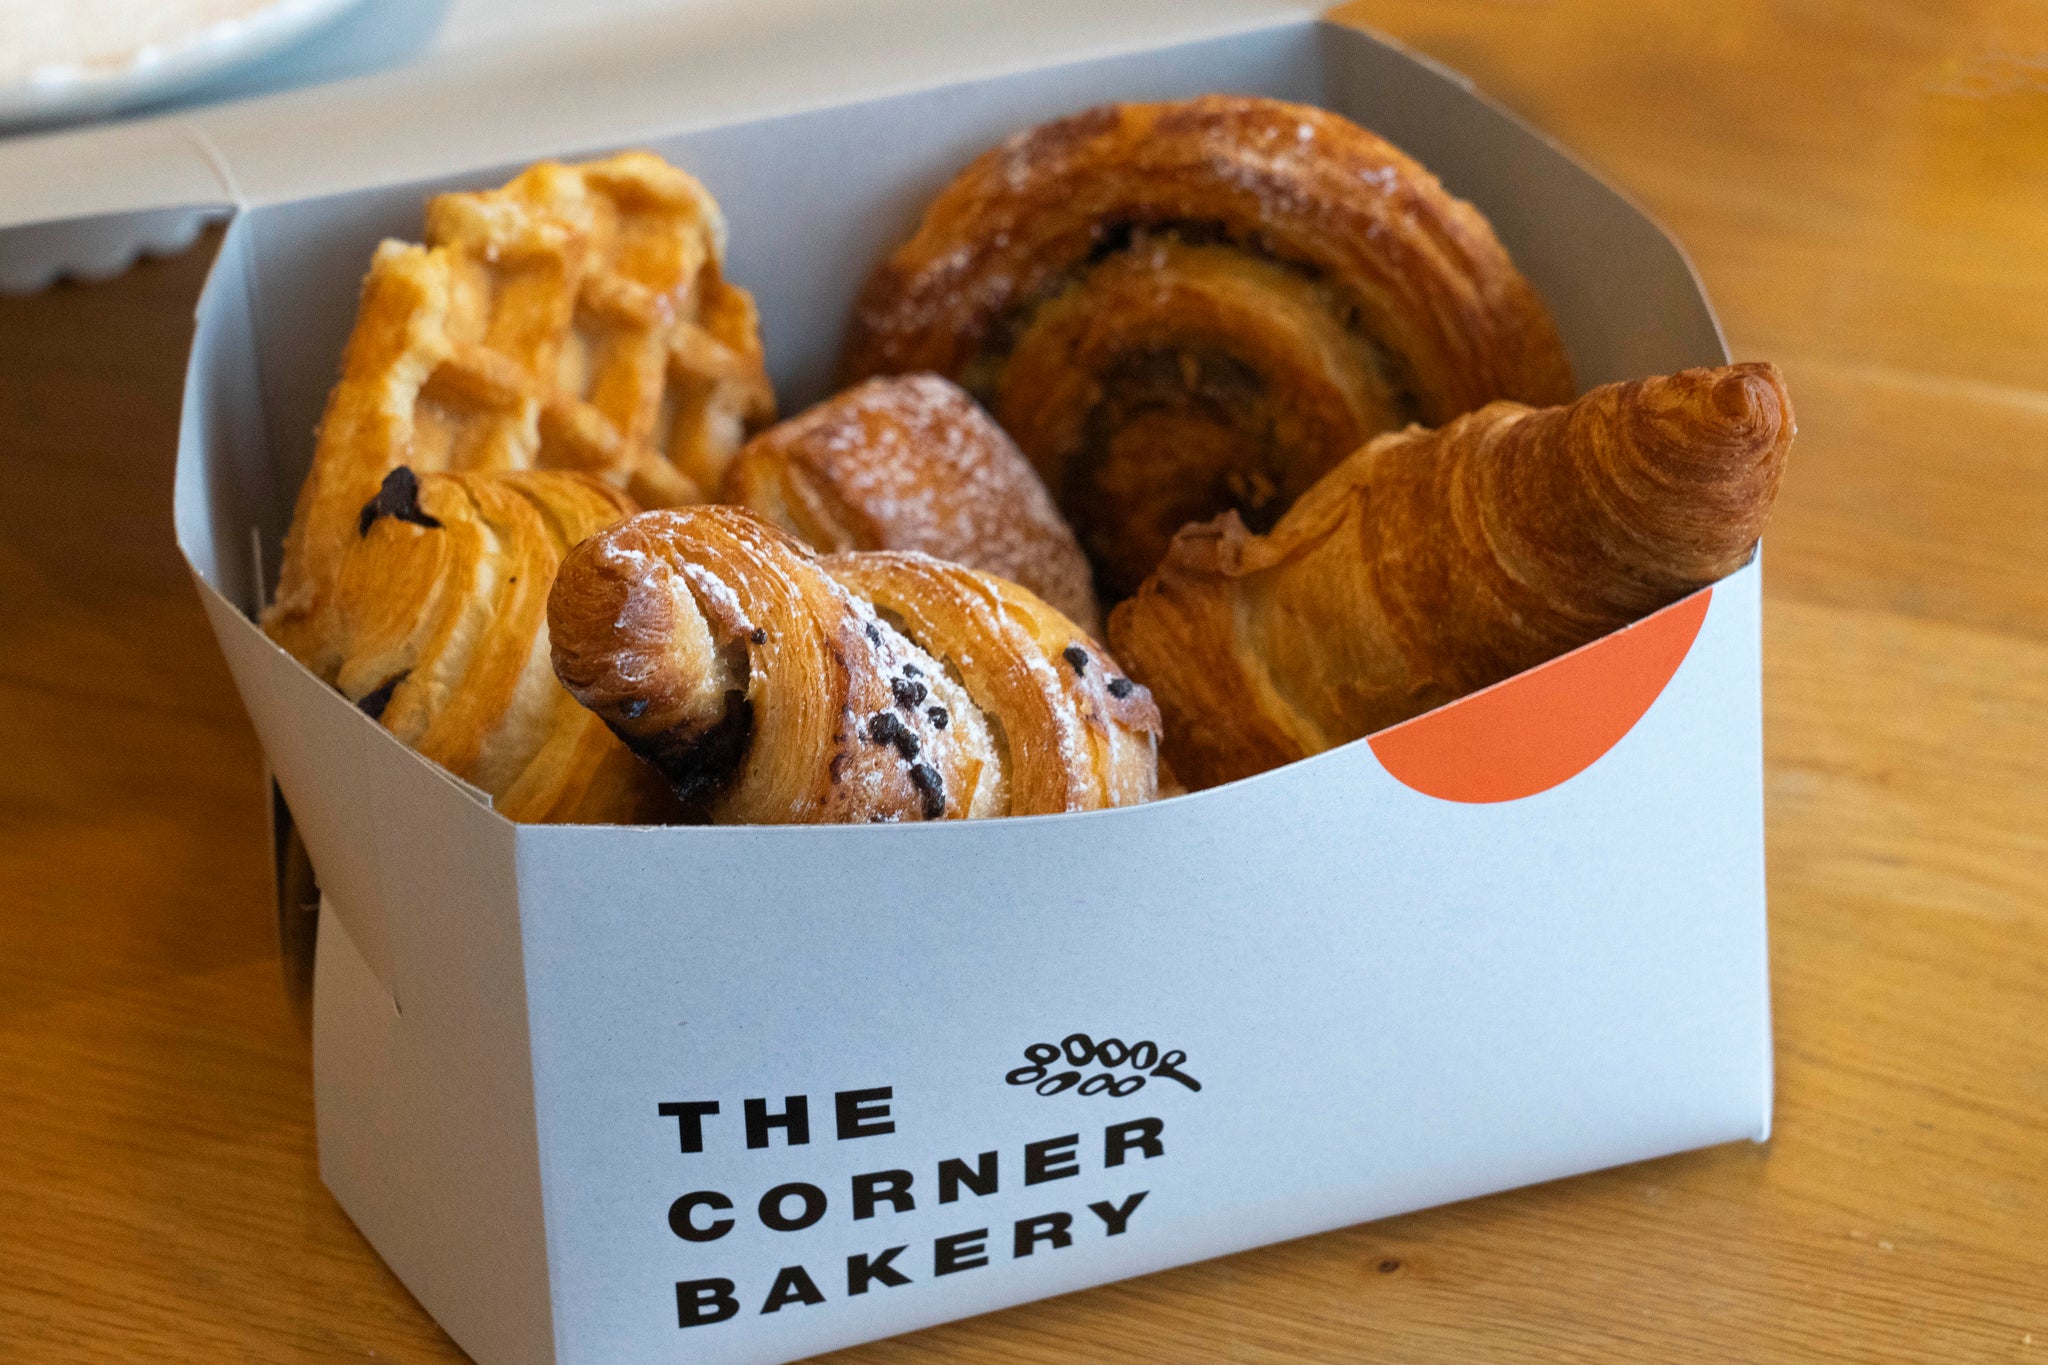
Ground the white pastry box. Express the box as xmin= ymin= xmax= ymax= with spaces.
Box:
xmin=164 ymin=3 xmax=1770 ymax=1362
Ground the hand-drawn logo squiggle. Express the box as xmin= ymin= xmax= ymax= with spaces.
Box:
xmin=1006 ymin=1034 xmax=1202 ymax=1098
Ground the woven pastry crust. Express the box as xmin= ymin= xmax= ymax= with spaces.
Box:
xmin=266 ymin=151 xmax=775 ymax=673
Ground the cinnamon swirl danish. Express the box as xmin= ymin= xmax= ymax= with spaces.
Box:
xmin=842 ymin=95 xmax=1576 ymax=596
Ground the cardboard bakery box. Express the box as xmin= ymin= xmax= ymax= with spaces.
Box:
xmin=164 ymin=3 xmax=1770 ymax=1362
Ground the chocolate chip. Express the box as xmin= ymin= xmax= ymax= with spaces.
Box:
xmin=866 ymin=710 xmax=920 ymax=760
xmin=619 ymin=697 xmax=649 ymax=720
xmin=357 ymin=466 xmax=442 ymax=536
xmin=891 ymin=677 xmax=928 ymax=710
xmin=749 ymin=627 xmax=767 ymax=645
xmin=908 ymin=762 xmax=946 ymax=819
xmin=902 ymin=664 xmax=922 ymax=678
xmin=1107 ymin=677 xmax=1135 ymax=698
xmin=1062 ymin=644 xmax=1089 ymax=674
xmin=865 ymin=622 xmax=883 ymax=646
xmin=926 ymin=705 xmax=949 ymax=729
xmin=829 ymin=750 xmax=850 ymax=785
xmin=355 ymin=671 xmax=408 ymax=720
xmin=626 ymin=688 xmax=752 ymax=807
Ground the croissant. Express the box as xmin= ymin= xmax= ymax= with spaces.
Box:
xmin=721 ymin=373 xmax=1102 ymax=632
xmin=842 ymin=94 xmax=1575 ymax=596
xmin=547 ymin=506 xmax=1159 ymax=823
xmin=274 ymin=465 xmax=678 ymax=823
xmin=266 ymin=151 xmax=775 ymax=674
xmin=1108 ymin=363 xmax=1795 ymax=790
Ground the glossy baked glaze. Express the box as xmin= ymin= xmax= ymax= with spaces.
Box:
xmin=302 ymin=467 xmax=678 ymax=823
xmin=1109 ymin=363 xmax=1794 ymax=789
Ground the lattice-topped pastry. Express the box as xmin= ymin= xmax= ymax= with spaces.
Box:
xmin=266 ymin=151 xmax=775 ymax=673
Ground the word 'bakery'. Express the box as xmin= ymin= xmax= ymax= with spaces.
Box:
xmin=656 ymin=1087 xmax=1169 ymax=1327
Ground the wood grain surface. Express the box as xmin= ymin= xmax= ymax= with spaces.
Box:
xmin=3 ymin=1 xmax=2044 ymax=1359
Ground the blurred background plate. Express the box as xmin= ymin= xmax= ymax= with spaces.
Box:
xmin=0 ymin=0 xmax=694 ymax=291
xmin=0 ymin=0 xmax=374 ymax=128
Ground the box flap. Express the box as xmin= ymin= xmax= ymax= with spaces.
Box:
xmin=0 ymin=0 xmax=1312 ymax=234
xmin=0 ymin=117 xmax=230 ymax=229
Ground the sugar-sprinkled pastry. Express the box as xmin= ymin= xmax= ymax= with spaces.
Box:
xmin=722 ymin=373 xmax=1101 ymax=631
xmin=547 ymin=505 xmax=1158 ymax=822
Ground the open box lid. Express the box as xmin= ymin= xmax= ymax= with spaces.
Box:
xmin=174 ymin=4 xmax=1744 ymax=1001
xmin=0 ymin=0 xmax=1314 ymax=250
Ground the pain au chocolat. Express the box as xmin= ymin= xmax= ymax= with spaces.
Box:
xmin=1108 ymin=363 xmax=1795 ymax=790
xmin=294 ymin=466 xmax=680 ymax=823
xmin=547 ymin=505 xmax=1158 ymax=823
xmin=842 ymin=94 xmax=1576 ymax=597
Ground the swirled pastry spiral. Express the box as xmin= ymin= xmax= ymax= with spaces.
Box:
xmin=266 ymin=151 xmax=774 ymax=674
xmin=1108 ymin=363 xmax=1794 ymax=790
xmin=722 ymin=374 xmax=1101 ymax=631
xmin=547 ymin=506 xmax=1158 ymax=822
xmin=842 ymin=95 xmax=1575 ymax=596
xmin=824 ymin=551 xmax=1156 ymax=814
xmin=277 ymin=466 xmax=679 ymax=823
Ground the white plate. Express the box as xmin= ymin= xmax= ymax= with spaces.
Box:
xmin=0 ymin=0 xmax=372 ymax=128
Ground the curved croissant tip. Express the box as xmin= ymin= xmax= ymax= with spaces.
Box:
xmin=1706 ymin=361 xmax=1792 ymax=441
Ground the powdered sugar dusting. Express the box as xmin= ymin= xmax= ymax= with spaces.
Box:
xmin=761 ymin=374 xmax=1094 ymax=626
xmin=678 ymin=560 xmax=754 ymax=638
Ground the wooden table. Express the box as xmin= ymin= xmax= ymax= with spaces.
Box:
xmin=3 ymin=2 xmax=2044 ymax=1359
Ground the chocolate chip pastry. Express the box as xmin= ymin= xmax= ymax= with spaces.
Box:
xmin=263 ymin=152 xmax=1115 ymax=824
xmin=302 ymin=466 xmax=682 ymax=823
xmin=842 ymin=94 xmax=1576 ymax=597
xmin=1109 ymin=363 xmax=1795 ymax=789
xmin=546 ymin=505 xmax=1159 ymax=823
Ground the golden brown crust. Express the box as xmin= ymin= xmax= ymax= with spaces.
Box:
xmin=721 ymin=374 xmax=1101 ymax=631
xmin=282 ymin=466 xmax=678 ymax=823
xmin=548 ymin=507 xmax=1158 ymax=822
xmin=1108 ymin=363 xmax=1795 ymax=789
xmin=548 ymin=506 xmax=992 ymax=823
xmin=842 ymin=95 xmax=1575 ymax=596
xmin=264 ymin=152 xmax=775 ymax=672
xmin=825 ymin=552 xmax=1157 ymax=815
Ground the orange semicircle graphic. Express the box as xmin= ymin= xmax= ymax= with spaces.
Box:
xmin=1366 ymin=587 xmax=1713 ymax=804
